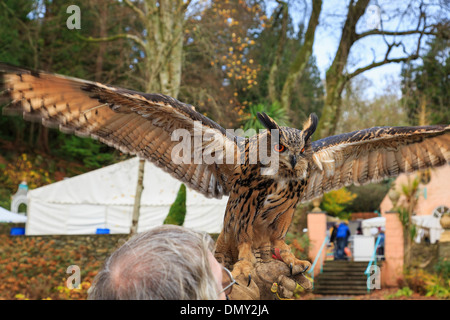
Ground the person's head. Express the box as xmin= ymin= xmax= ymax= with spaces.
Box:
xmin=88 ymin=225 xmax=233 ymax=300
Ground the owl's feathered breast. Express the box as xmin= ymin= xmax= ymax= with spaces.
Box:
xmin=224 ymin=154 xmax=308 ymax=247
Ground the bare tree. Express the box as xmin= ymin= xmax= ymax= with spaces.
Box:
xmin=316 ymin=0 xmax=443 ymax=139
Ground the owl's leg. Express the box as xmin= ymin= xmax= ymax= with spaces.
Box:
xmin=231 ymin=242 xmax=256 ymax=285
xmin=272 ymin=239 xmax=311 ymax=275
xmin=255 ymin=242 xmax=272 ymax=262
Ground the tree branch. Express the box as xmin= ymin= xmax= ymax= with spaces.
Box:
xmin=124 ymin=0 xmax=147 ymax=22
xmin=346 ymin=54 xmax=419 ymax=81
xmin=356 ymin=27 xmax=438 ymax=40
xmin=77 ymin=33 xmax=150 ymax=57
xmin=347 ymin=3 xmax=432 ymax=82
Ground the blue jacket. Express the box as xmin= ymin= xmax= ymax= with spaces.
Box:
xmin=336 ymin=223 xmax=350 ymax=239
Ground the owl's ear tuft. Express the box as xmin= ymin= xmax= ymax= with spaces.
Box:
xmin=257 ymin=112 xmax=280 ymax=131
xmin=302 ymin=113 xmax=318 ymax=141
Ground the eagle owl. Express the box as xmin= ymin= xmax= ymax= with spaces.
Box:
xmin=2 ymin=63 xmax=450 ymax=280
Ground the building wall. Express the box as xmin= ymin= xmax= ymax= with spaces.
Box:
xmin=381 ymin=212 xmax=404 ymax=287
xmin=380 ymin=166 xmax=450 ymax=216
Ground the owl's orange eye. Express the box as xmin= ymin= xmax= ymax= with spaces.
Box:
xmin=273 ymin=144 xmax=286 ymax=153
xmin=301 ymin=147 xmax=305 ymax=153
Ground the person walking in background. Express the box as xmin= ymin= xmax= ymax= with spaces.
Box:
xmin=377 ymin=227 xmax=385 ymax=260
xmin=329 ymin=222 xmax=338 ymax=259
xmin=335 ymin=221 xmax=351 ymax=260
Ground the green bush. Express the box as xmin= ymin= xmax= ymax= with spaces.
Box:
xmin=388 ymin=287 xmax=413 ymax=299
xmin=56 ymin=135 xmax=115 ymax=169
xmin=435 ymin=258 xmax=450 ymax=282
xmin=163 ymin=184 xmax=187 ymax=226
xmin=242 ymin=102 xmax=289 ymax=133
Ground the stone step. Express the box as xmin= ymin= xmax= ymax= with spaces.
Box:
xmin=322 ymin=262 xmax=369 ymax=269
xmin=313 ymin=288 xmax=369 ymax=295
xmin=312 ymin=260 xmax=372 ymax=296
xmin=317 ymin=273 xmax=366 ymax=277
xmin=322 ymin=268 xmax=367 ymax=272
xmin=314 ymin=281 xmax=367 ymax=288
xmin=315 ymin=277 xmax=367 ymax=284
xmin=324 ymin=260 xmax=368 ymax=265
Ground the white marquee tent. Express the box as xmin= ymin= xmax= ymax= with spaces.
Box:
xmin=412 ymin=215 xmax=444 ymax=244
xmin=361 ymin=217 xmax=385 ymax=236
xmin=0 ymin=206 xmax=27 ymax=223
xmin=26 ymin=157 xmax=228 ymax=235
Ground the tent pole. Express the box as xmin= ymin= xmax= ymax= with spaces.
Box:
xmin=131 ymin=158 xmax=145 ymax=235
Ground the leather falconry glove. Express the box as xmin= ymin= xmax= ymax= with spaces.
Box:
xmin=227 ymin=247 xmax=313 ymax=300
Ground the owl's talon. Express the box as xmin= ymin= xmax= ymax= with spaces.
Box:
xmin=247 ymin=274 xmax=252 ymax=287
xmin=289 ymin=261 xmax=311 ymax=275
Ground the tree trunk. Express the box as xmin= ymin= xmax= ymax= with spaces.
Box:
xmin=127 ymin=1 xmax=188 ymax=234
xmin=279 ymin=0 xmax=322 ymax=113
xmin=156 ymin=0 xmax=184 ymax=97
xmin=318 ymin=74 xmax=346 ymax=138
xmin=82 ymin=0 xmax=188 ymax=98
xmin=316 ymin=0 xmax=370 ymax=139
xmin=28 ymin=122 xmax=35 ymax=146
xmin=95 ymin=1 xmax=108 ymax=82
xmin=400 ymin=176 xmax=419 ymax=270
xmin=40 ymin=125 xmax=50 ymax=154
xmin=81 ymin=1 xmax=189 ymax=234
xmin=35 ymin=124 xmax=50 ymax=153
xmin=267 ymin=2 xmax=289 ymax=105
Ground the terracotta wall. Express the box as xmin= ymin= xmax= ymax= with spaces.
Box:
xmin=307 ymin=211 xmax=327 ymax=276
xmin=381 ymin=212 xmax=404 ymax=287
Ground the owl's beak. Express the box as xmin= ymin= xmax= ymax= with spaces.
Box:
xmin=290 ymin=155 xmax=297 ymax=168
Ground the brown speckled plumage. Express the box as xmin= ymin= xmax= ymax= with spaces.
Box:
xmin=2 ymin=63 xmax=449 ymax=278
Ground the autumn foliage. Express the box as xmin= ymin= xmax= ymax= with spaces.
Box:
xmin=0 ymin=233 xmax=120 ymax=300
xmin=1 ymin=154 xmax=52 ymax=191
xmin=320 ymin=188 xmax=357 ymax=219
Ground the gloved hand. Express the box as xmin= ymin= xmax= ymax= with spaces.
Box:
xmin=226 ymin=247 xmax=313 ymax=300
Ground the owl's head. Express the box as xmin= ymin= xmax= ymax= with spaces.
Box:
xmin=256 ymin=112 xmax=318 ymax=180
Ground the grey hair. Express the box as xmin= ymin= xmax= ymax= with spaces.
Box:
xmin=88 ymin=225 xmax=220 ymax=300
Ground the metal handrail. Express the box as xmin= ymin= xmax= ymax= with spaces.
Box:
xmin=307 ymin=235 xmax=329 ymax=287
xmin=364 ymin=234 xmax=382 ymax=292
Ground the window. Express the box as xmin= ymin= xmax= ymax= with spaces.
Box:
xmin=433 ymin=206 xmax=450 ymax=219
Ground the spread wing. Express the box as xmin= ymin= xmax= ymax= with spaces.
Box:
xmin=1 ymin=63 xmax=240 ymax=199
xmin=301 ymin=125 xmax=450 ymax=202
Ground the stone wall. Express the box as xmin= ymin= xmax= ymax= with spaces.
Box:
xmin=409 ymin=242 xmax=440 ymax=273
xmin=438 ymin=242 xmax=450 ymax=261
